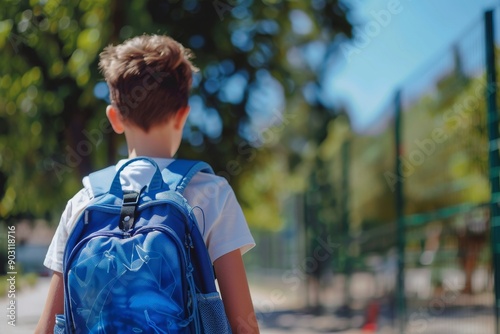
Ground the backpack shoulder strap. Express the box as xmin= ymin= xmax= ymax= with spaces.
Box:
xmin=86 ymin=165 xmax=116 ymax=198
xmin=165 ymin=159 xmax=217 ymax=294
xmin=163 ymin=159 xmax=214 ymax=194
xmin=86 ymin=160 xmax=213 ymax=197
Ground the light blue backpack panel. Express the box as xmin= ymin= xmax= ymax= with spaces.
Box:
xmin=57 ymin=157 xmax=232 ymax=334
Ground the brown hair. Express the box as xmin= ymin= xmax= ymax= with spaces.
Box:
xmin=99 ymin=34 xmax=198 ymax=132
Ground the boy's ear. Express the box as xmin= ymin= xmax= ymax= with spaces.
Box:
xmin=173 ymin=106 xmax=190 ymax=130
xmin=106 ymin=105 xmax=125 ymax=134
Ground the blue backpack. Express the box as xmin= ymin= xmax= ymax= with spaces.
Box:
xmin=56 ymin=157 xmax=232 ymax=334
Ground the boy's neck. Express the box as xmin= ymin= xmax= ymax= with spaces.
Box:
xmin=124 ymin=123 xmax=180 ymax=159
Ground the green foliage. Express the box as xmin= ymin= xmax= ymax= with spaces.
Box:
xmin=401 ymin=74 xmax=490 ymax=213
xmin=0 ymin=0 xmax=112 ymax=218
xmin=0 ymin=0 xmax=352 ymax=229
xmin=330 ymin=50 xmax=493 ymax=255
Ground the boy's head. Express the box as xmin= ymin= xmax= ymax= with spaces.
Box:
xmin=99 ymin=34 xmax=198 ymax=132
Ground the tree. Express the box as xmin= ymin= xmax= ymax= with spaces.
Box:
xmin=0 ymin=0 xmax=352 ymax=224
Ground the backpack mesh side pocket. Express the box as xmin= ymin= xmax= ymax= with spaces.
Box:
xmin=197 ymin=292 xmax=232 ymax=334
xmin=54 ymin=314 xmax=66 ymax=334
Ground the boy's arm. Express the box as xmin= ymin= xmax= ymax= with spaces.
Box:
xmin=35 ymin=271 xmax=64 ymax=334
xmin=214 ymin=249 xmax=260 ymax=334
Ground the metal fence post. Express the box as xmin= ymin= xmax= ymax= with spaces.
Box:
xmin=394 ymin=89 xmax=406 ymax=333
xmin=341 ymin=140 xmax=351 ymax=310
xmin=485 ymin=9 xmax=500 ymax=334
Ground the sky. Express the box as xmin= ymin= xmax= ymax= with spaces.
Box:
xmin=328 ymin=0 xmax=500 ymax=133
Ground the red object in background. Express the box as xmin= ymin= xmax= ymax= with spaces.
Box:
xmin=362 ymin=300 xmax=380 ymax=332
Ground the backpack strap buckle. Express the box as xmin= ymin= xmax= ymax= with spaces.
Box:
xmin=119 ymin=190 xmax=140 ymax=231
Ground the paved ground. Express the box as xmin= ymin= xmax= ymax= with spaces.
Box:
xmin=1 ymin=276 xmax=365 ymax=334
xmin=0 ymin=274 xmax=495 ymax=334
xmin=1 ymin=276 xmax=51 ymax=334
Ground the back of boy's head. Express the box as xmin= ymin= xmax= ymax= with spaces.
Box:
xmin=99 ymin=34 xmax=198 ymax=132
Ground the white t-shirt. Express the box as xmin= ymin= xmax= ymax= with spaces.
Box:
xmin=44 ymin=158 xmax=255 ymax=273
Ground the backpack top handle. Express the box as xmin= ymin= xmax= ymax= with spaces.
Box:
xmin=108 ymin=156 xmax=166 ymax=197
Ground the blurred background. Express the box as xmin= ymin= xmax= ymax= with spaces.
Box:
xmin=1 ymin=0 xmax=500 ymax=333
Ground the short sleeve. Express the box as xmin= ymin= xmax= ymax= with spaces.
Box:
xmin=183 ymin=173 xmax=255 ymax=263
xmin=43 ymin=188 xmax=91 ymax=273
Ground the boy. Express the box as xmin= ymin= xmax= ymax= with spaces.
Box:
xmin=36 ymin=34 xmax=259 ymax=333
